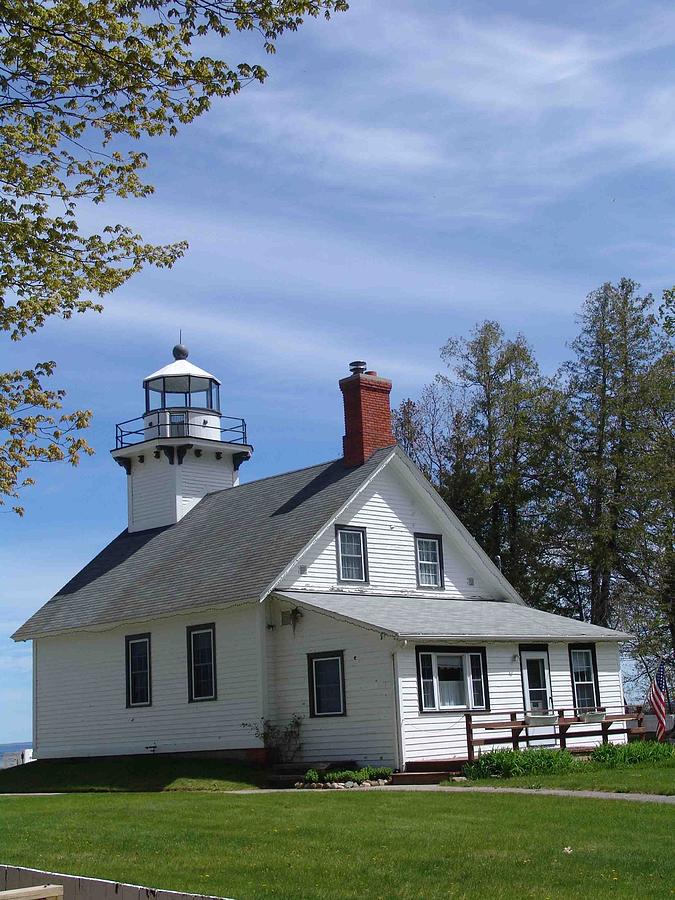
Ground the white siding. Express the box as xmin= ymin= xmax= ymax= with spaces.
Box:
xmin=398 ymin=641 xmax=627 ymax=763
xmin=266 ymin=596 xmax=398 ymax=766
xmin=34 ymin=602 xmax=262 ymax=759
xmin=127 ymin=449 xmax=236 ymax=532
xmin=281 ymin=464 xmax=487 ymax=599
xmin=178 ymin=452 xmax=235 ymax=518
xmin=128 ymin=453 xmax=176 ymax=532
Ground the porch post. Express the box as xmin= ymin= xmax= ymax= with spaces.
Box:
xmin=465 ymin=713 xmax=474 ymax=763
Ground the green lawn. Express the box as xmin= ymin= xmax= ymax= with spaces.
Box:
xmin=0 ymin=756 xmax=265 ymax=793
xmin=462 ymin=762 xmax=675 ymax=795
xmin=0 ymin=792 xmax=673 ymax=899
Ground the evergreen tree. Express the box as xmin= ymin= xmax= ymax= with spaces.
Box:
xmin=394 ymin=281 xmax=674 ymax=686
xmin=562 ymin=279 xmax=668 ymax=628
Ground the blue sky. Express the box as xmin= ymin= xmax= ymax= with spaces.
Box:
xmin=2 ymin=0 xmax=674 ymax=740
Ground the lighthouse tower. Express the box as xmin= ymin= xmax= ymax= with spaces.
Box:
xmin=111 ymin=344 xmax=252 ymax=533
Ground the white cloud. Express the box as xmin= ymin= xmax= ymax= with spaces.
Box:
xmin=199 ymin=2 xmax=675 ymax=218
xmin=213 ymin=92 xmax=443 ymax=171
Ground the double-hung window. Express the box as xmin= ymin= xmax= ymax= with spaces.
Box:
xmin=418 ymin=648 xmax=487 ymax=711
xmin=569 ymin=645 xmax=598 ymax=710
xmin=187 ymin=624 xmax=217 ymax=701
xmin=125 ymin=633 xmax=151 ymax=707
xmin=415 ymin=533 xmax=444 ymax=588
xmin=336 ymin=526 xmax=368 ymax=583
xmin=308 ymin=651 xmax=345 ymax=716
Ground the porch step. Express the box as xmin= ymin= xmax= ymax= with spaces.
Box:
xmin=391 ymin=771 xmax=452 ymax=785
xmin=405 ymin=759 xmax=466 ymax=774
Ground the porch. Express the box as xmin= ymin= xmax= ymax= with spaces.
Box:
xmin=392 ymin=704 xmax=645 ymax=784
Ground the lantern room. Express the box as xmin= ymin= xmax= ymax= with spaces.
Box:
xmin=141 ymin=344 xmax=222 ymax=441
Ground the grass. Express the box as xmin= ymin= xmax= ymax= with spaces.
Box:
xmin=460 ymin=763 xmax=675 ymax=795
xmin=0 ymin=756 xmax=265 ymax=793
xmin=452 ymin=743 xmax=675 ymax=795
xmin=0 ymin=792 xmax=673 ymax=899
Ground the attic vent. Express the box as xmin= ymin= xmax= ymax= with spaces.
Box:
xmin=281 ymin=610 xmax=293 ymax=627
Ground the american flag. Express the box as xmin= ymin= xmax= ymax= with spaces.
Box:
xmin=647 ymin=662 xmax=668 ymax=742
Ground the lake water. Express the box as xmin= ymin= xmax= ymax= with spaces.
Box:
xmin=0 ymin=742 xmax=31 ymax=754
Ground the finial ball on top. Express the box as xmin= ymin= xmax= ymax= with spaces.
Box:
xmin=172 ymin=344 xmax=189 ymax=360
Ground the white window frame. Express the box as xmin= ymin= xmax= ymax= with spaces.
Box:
xmin=570 ymin=646 xmax=598 ymax=711
xmin=309 ymin=652 xmax=345 ymax=717
xmin=415 ymin=534 xmax=443 ymax=588
xmin=336 ymin=526 xmax=368 ymax=583
xmin=418 ymin=650 xmax=487 ymax=711
xmin=188 ymin=624 xmax=216 ymax=702
xmin=126 ymin=634 xmax=151 ymax=708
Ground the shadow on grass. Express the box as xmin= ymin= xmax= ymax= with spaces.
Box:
xmin=0 ymin=756 xmax=267 ymax=793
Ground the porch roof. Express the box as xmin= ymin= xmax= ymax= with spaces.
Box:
xmin=274 ymin=591 xmax=632 ymax=642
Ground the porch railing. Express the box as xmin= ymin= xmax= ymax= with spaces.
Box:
xmin=464 ymin=705 xmax=645 ymax=763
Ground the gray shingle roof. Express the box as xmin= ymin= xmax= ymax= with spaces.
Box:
xmin=13 ymin=449 xmax=394 ymax=640
xmin=276 ymin=590 xmax=631 ymax=642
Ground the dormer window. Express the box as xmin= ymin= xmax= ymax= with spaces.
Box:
xmin=415 ymin=533 xmax=444 ymax=589
xmin=336 ymin=526 xmax=368 ymax=583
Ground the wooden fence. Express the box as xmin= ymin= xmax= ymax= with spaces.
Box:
xmin=0 ymin=868 xmax=234 ymax=900
xmin=464 ymin=705 xmax=645 ymax=763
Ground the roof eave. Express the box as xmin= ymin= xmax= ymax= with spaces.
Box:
xmin=396 ymin=632 xmax=633 ymax=642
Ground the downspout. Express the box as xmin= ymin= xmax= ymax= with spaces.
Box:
xmin=392 ymin=650 xmax=404 ymax=771
xmin=32 ymin=640 xmax=38 ymax=759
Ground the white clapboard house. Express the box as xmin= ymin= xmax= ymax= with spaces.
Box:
xmin=14 ymin=348 xmax=632 ymax=774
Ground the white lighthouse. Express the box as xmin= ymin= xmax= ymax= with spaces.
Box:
xmin=111 ymin=344 xmax=252 ymax=532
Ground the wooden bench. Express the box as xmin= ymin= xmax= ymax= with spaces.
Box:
xmin=0 ymin=887 xmax=63 ymax=900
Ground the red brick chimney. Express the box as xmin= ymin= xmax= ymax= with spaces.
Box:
xmin=340 ymin=361 xmax=396 ymax=467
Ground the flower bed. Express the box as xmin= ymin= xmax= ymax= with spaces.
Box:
xmin=295 ymin=766 xmax=393 ymax=789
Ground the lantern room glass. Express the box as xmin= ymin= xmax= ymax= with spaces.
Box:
xmin=144 ymin=375 xmax=220 ymax=414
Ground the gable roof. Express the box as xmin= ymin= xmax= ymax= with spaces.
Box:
xmin=12 ymin=447 xmax=394 ymax=640
xmin=275 ymin=591 xmax=632 ymax=642
xmin=390 ymin=452 xmax=527 ymax=607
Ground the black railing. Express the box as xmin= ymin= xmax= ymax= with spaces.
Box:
xmin=115 ymin=414 xmax=247 ymax=449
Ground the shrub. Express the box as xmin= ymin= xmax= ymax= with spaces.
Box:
xmin=363 ymin=766 xmax=393 ymax=780
xmin=323 ymin=769 xmax=366 ymax=784
xmin=464 ymin=748 xmax=578 ymax=780
xmin=302 ymin=766 xmax=393 ymax=784
xmin=241 ymin=714 xmax=303 ymax=763
xmin=590 ymin=741 xmax=675 ymax=768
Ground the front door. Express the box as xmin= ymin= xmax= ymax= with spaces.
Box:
xmin=521 ymin=650 xmax=556 ymax=747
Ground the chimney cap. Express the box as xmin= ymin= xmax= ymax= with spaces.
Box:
xmin=349 ymin=360 xmax=367 ymax=375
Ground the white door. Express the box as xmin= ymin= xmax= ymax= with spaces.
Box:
xmin=521 ymin=650 xmax=556 ymax=747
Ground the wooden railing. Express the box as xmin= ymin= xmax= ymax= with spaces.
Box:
xmin=464 ymin=705 xmax=645 ymax=763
